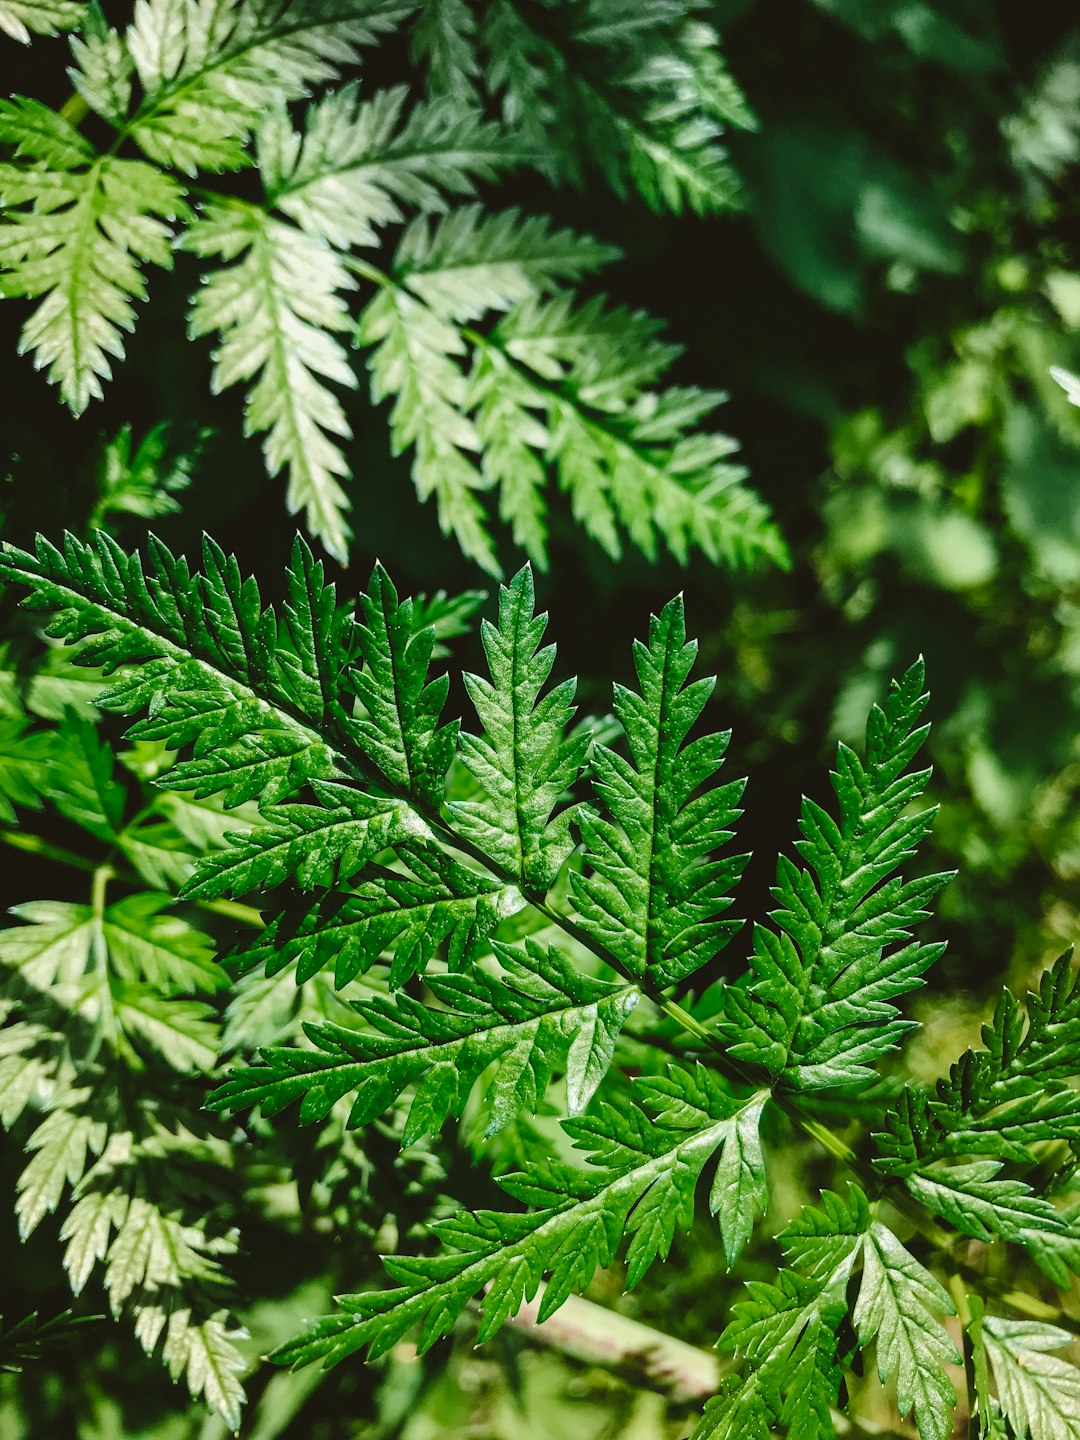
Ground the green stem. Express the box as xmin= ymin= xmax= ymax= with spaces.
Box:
xmin=59 ymin=92 xmax=90 ymax=127
xmin=0 ymin=825 xmax=263 ymax=929
xmin=0 ymin=826 xmax=102 ymax=875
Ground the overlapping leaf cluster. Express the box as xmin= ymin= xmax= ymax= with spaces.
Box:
xmin=0 ymin=574 xmax=461 ymax=1422
xmin=0 ymin=650 xmax=250 ymax=1423
xmin=0 ymin=0 xmax=781 ymax=572
xmin=7 ymin=527 xmax=1080 ymax=1437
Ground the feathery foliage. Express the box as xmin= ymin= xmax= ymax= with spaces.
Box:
xmin=720 ymin=658 xmax=952 ymax=1090
xmin=0 ymin=0 xmax=780 ymax=571
xmin=3 ymin=525 xmax=1080 ymax=1437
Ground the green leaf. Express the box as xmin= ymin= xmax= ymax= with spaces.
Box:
xmin=979 ymin=1315 xmax=1080 ymax=1440
xmin=160 ymin=1310 xmax=247 ymax=1433
xmin=0 ymin=532 xmax=339 ymax=810
xmin=213 ymin=937 xmax=639 ymax=1140
xmin=271 ymin=1065 xmax=754 ymax=1367
xmin=709 ymin=1096 xmax=768 ymax=1266
xmin=905 ymin=1161 xmax=1071 ymax=1254
xmin=359 ymin=283 xmax=495 ymax=572
xmin=448 ymin=566 xmax=586 ymax=890
xmin=122 ymin=0 xmax=412 ymax=173
xmin=0 ymin=1310 xmax=101 ymax=1374
xmin=0 ymin=0 xmax=83 ymax=43
xmin=347 ymin=563 xmax=457 ymax=804
xmin=0 ymin=715 xmax=53 ymax=822
xmin=482 ymin=295 xmax=785 ymax=569
xmin=0 ymin=98 xmax=187 ymax=413
xmin=228 ymin=840 xmax=517 ymax=989
xmin=481 ymin=0 xmax=750 ymax=214
xmin=393 ymin=205 xmax=615 ymax=321
xmin=712 ymin=1188 xmax=865 ymax=1440
xmin=411 ymin=0 xmax=477 ymax=96
xmin=16 ymin=1099 xmax=106 ymax=1237
xmin=853 ymin=1221 xmax=959 ymax=1440
xmin=182 ymin=202 xmax=356 ymax=560
xmin=724 ymin=658 xmax=950 ymax=1089
xmin=571 ymin=594 xmax=747 ymax=987
xmin=878 ymin=952 xmax=1080 ymax=1179
xmin=45 ymin=710 xmax=126 ymax=840
xmin=0 ymin=895 xmax=221 ymax=1070
xmin=181 ymin=783 xmax=415 ymax=899
xmin=262 ymin=83 xmax=529 ymax=248
xmin=89 ymin=421 xmax=201 ymax=528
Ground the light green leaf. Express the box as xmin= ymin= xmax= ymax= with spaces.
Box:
xmin=0 ymin=98 xmax=187 ymax=413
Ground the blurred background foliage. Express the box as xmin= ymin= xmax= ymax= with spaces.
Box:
xmin=3 ymin=0 xmax=1080 ymax=1436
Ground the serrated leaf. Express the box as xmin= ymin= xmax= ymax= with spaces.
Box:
xmin=161 ymin=1309 xmax=247 ymax=1433
xmin=17 ymin=1100 xmax=106 ymax=1236
xmin=481 ymin=0 xmax=750 ymax=214
xmin=182 ymin=202 xmax=356 ymax=560
xmin=981 ymin=1315 xmax=1080 ymax=1440
xmin=0 ymin=0 xmax=82 ymax=43
xmin=270 ymin=1065 xmax=747 ymax=1367
xmin=571 ymin=593 xmax=747 ymax=987
xmin=709 ymin=1096 xmax=768 ymax=1265
xmin=0 ymin=98 xmax=186 ymax=412
xmin=448 ymin=566 xmax=585 ymax=890
xmin=123 ymin=0 xmax=411 ymax=173
xmin=262 ymin=83 xmax=529 ymax=248
xmin=724 ymin=658 xmax=949 ymax=1089
xmin=853 ymin=1221 xmax=959 ymax=1440
xmin=213 ymin=937 xmax=639 ymax=1140
xmin=228 ymin=841 xmax=517 ymax=990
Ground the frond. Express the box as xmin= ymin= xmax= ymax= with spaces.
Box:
xmin=212 ymin=937 xmax=640 ymax=1139
xmin=0 ymin=98 xmax=186 ymax=413
xmin=480 ymin=0 xmax=751 ymax=214
xmin=722 ymin=658 xmax=952 ymax=1090
xmin=411 ymin=0 xmax=477 ymax=97
xmin=270 ymin=1065 xmax=766 ymax=1366
xmin=261 ymin=83 xmax=530 ymax=248
xmin=225 ymin=841 xmax=518 ymax=989
xmin=0 ymin=1310 xmax=98 ymax=1373
xmin=877 ymin=951 xmax=1080 ymax=1281
xmin=475 ymin=294 xmax=786 ymax=568
xmin=700 ymin=1186 xmax=959 ymax=1440
xmin=358 ymin=206 xmax=615 ymax=572
xmin=123 ymin=0 xmax=412 ymax=173
xmin=0 ymin=0 xmax=84 ymax=44
xmin=448 ymin=565 xmax=586 ymax=890
xmin=182 ymin=202 xmax=356 ymax=560
xmin=571 ymin=593 xmax=747 ymax=988
xmin=972 ymin=1307 xmax=1080 ymax=1440
xmin=0 ymin=883 xmax=246 ymax=1423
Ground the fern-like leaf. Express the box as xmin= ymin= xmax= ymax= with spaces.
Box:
xmin=347 ymin=562 xmax=458 ymax=804
xmin=213 ymin=937 xmax=640 ymax=1139
xmin=877 ymin=951 xmax=1080 ymax=1281
xmin=722 ymin=658 xmax=951 ymax=1090
xmin=271 ymin=1064 xmax=766 ymax=1366
xmin=477 ymin=294 xmax=785 ymax=568
xmin=571 ymin=593 xmax=746 ymax=988
xmin=481 ymin=0 xmax=751 ymax=214
xmin=123 ymin=0 xmax=411 ymax=173
xmin=0 ymin=1310 xmax=99 ymax=1372
xmin=448 ymin=565 xmax=585 ymax=890
xmin=226 ymin=841 xmax=517 ymax=990
xmin=261 ymin=83 xmax=529 ymax=248
xmin=182 ymin=201 xmax=356 ymax=560
xmin=703 ymin=1186 xmax=959 ymax=1440
xmin=0 ymin=0 xmax=83 ymax=44
xmin=0 ymin=98 xmax=186 ymax=413
xmin=976 ymin=1311 xmax=1080 ymax=1440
